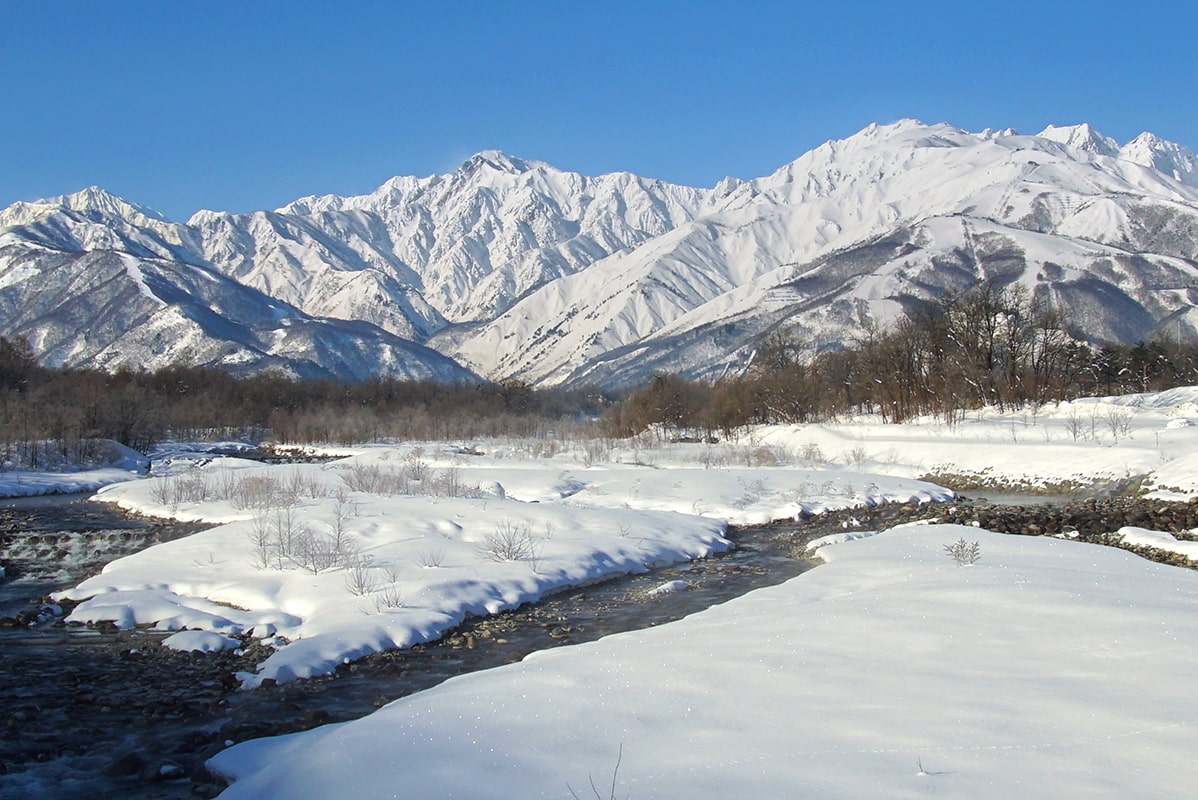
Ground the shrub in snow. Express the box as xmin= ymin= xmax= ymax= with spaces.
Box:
xmin=343 ymin=554 xmax=378 ymax=596
xmin=339 ymin=461 xmax=481 ymax=498
xmin=402 ymin=448 xmax=430 ymax=481
xmin=799 ymin=442 xmax=826 ymax=467
xmin=227 ymin=473 xmax=283 ymax=510
xmin=846 ymin=444 xmax=870 ymax=468
xmin=341 ymin=463 xmax=410 ymax=495
xmin=372 ymin=585 xmax=405 ymax=612
xmin=414 ymin=547 xmax=445 ymax=568
xmin=480 ymin=519 xmax=541 ymax=568
xmin=289 ymin=527 xmax=362 ymax=575
xmin=248 ymin=500 xmax=362 ymax=574
xmin=944 ymin=537 xmax=981 ymax=567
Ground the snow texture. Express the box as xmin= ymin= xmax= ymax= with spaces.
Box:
xmin=208 ymin=524 xmax=1198 ymax=800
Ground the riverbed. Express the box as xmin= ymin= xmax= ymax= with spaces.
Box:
xmin=0 ymin=495 xmax=819 ymax=799
xmin=3 ymin=487 xmax=1193 ymax=799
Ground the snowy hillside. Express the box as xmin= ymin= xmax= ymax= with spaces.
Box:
xmin=0 ymin=236 xmax=474 ymax=382
xmin=3 ymin=120 xmax=1198 ymax=385
xmin=450 ymin=121 xmax=1198 ymax=386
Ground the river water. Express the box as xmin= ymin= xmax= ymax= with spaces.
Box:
xmin=0 ymin=495 xmax=822 ymax=799
xmin=0 ymin=495 xmax=210 ymax=619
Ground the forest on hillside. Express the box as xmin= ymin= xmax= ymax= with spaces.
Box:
xmin=3 ymin=284 xmax=1198 ymax=465
xmin=609 ymin=284 xmax=1198 ymax=436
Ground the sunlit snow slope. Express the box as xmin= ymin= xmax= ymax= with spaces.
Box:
xmin=449 ymin=121 xmax=1198 ymax=386
xmin=3 ymin=120 xmax=1197 ymax=385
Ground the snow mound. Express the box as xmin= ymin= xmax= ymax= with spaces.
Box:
xmin=646 ymin=579 xmax=689 ymax=596
xmin=1118 ymin=527 xmax=1198 ymax=560
xmin=163 ymin=630 xmax=241 ymax=653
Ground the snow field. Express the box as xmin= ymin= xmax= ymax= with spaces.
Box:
xmin=208 ymin=524 xmax=1198 ymax=799
xmin=24 ymin=386 xmax=1198 ymax=796
xmin=57 ymin=437 xmax=947 ymax=685
xmin=48 ymin=387 xmax=1198 ymax=687
xmin=754 ymin=388 xmax=1198 ymax=497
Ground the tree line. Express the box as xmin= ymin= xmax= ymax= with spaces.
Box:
xmin=5 ymin=281 xmax=1198 ymax=462
xmin=0 ymin=336 xmax=608 ymax=465
xmin=604 ymin=283 xmax=1198 ymax=436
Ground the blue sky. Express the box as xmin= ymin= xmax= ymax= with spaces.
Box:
xmin=3 ymin=1 xmax=1196 ymax=221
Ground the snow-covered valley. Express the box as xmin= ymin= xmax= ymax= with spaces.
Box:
xmin=3 ymin=389 xmax=1198 ymax=797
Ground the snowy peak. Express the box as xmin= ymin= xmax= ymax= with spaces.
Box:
xmin=274 ymin=151 xmax=552 ymax=217
xmin=46 ymin=186 xmax=171 ymax=223
xmin=1037 ymin=123 xmax=1120 ymax=157
xmin=0 ymin=185 xmax=201 ymax=267
xmin=215 ymin=148 xmax=717 ymax=328
xmin=461 ymin=150 xmax=542 ymax=175
xmin=1119 ymin=131 xmax=1198 ymax=188
xmin=1 ymin=186 xmax=168 ymax=231
xmin=1035 ymin=123 xmax=1197 ymax=188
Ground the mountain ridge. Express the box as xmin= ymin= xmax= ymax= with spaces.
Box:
xmin=3 ymin=120 xmax=1198 ymax=386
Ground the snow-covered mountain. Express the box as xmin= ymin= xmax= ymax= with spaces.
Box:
xmin=189 ymin=150 xmax=719 ymax=335
xmin=3 ymin=120 xmax=1197 ymax=386
xmin=446 ymin=121 xmax=1198 ymax=385
xmin=0 ymin=221 xmax=474 ymax=382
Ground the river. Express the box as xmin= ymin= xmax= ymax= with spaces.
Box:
xmin=6 ymin=484 xmax=1189 ymax=799
xmin=0 ymin=494 xmax=821 ymax=799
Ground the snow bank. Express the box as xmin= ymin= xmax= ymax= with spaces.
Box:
xmin=1118 ymin=526 xmax=1198 ymax=560
xmin=57 ymin=453 xmax=746 ymax=685
xmin=55 ymin=443 xmax=945 ymax=686
xmin=0 ymin=440 xmax=147 ymax=498
xmin=209 ymin=524 xmax=1198 ymax=799
xmin=755 ymin=391 xmax=1198 ymax=496
xmin=162 ymin=630 xmax=241 ymax=653
xmin=58 ymin=493 xmax=729 ymax=687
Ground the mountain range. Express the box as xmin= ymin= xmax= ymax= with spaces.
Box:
xmin=2 ymin=120 xmax=1197 ymax=387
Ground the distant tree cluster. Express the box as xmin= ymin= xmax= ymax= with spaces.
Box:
xmin=0 ymin=341 xmax=609 ymax=463
xmin=4 ymin=282 xmax=1198 ymax=460
xmin=604 ymin=284 xmax=1198 ymax=436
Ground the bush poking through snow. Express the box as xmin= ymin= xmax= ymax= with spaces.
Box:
xmin=341 ymin=463 xmax=410 ymax=495
xmin=944 ymin=537 xmax=982 ymax=567
xmin=480 ymin=519 xmax=541 ymax=569
xmin=228 ymin=474 xmax=283 ymax=510
xmin=248 ymin=500 xmax=363 ymax=574
xmin=343 ymin=554 xmax=378 ymax=596
xmin=372 ymin=585 xmax=405 ymax=612
xmin=414 ymin=547 xmax=445 ymax=568
xmin=799 ymin=442 xmax=826 ymax=467
xmin=846 ymin=444 xmax=870 ymax=469
xmin=150 ymin=470 xmax=215 ymax=506
xmin=339 ymin=461 xmax=482 ymax=498
xmin=403 ymin=448 xmax=429 ymax=481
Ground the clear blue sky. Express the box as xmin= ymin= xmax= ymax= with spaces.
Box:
xmin=4 ymin=1 xmax=1196 ymax=222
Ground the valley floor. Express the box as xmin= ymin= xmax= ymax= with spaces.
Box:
xmin=12 ymin=388 xmax=1198 ymax=797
